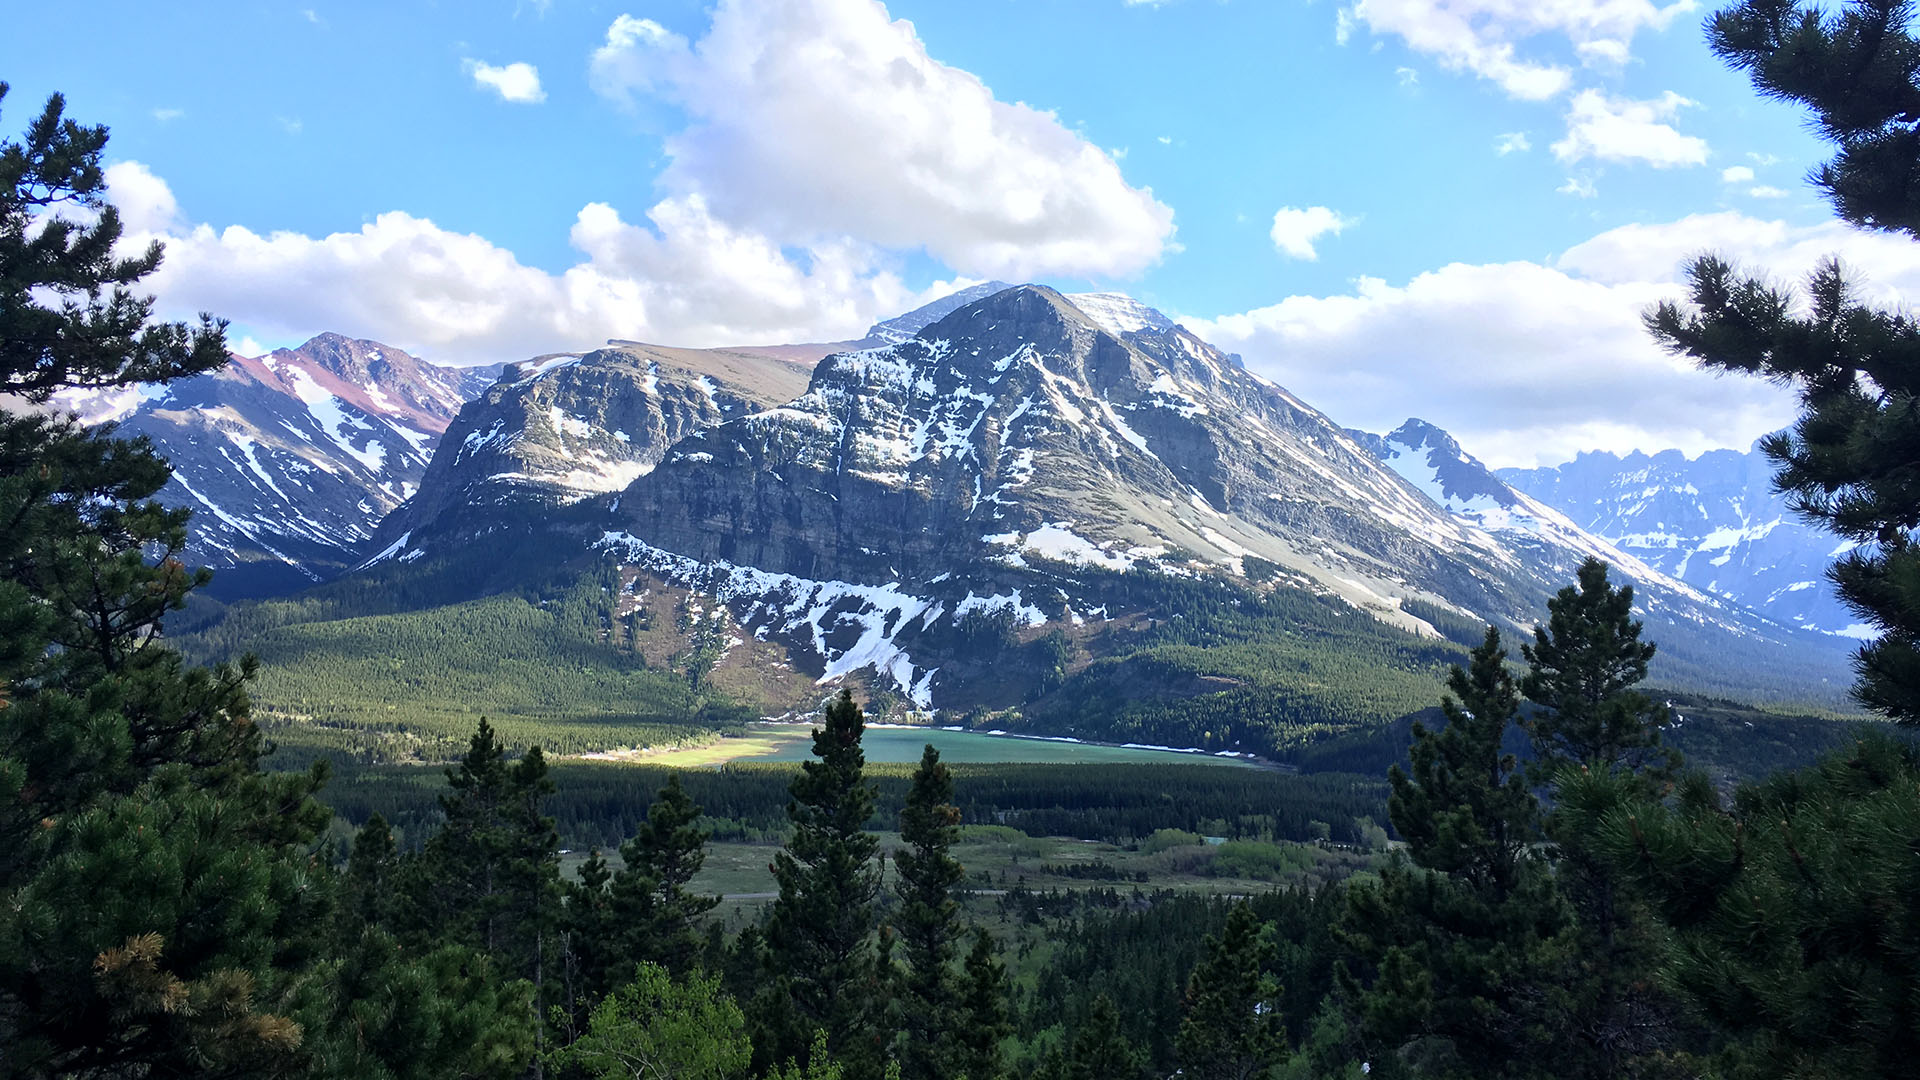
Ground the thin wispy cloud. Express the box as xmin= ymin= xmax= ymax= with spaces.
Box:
xmin=1495 ymin=131 xmax=1531 ymax=155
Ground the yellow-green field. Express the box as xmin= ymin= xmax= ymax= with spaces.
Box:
xmin=576 ymin=724 xmax=1263 ymax=769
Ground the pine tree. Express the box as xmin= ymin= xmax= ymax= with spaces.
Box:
xmin=1393 ymin=628 xmax=1536 ymax=899
xmin=343 ymin=813 xmax=401 ymax=934
xmin=1335 ymin=628 xmax=1572 ymax=1079
xmin=892 ymin=744 xmax=967 ymax=1080
xmin=1519 ymin=558 xmax=1672 ymax=780
xmin=1521 ymin=561 xmax=1693 ymax=1078
xmin=1059 ymin=994 xmax=1147 ymax=1080
xmin=397 ymin=719 xmax=559 ymax=1074
xmin=1563 ymin=730 xmax=1920 ymax=1079
xmin=1647 ymin=1 xmax=1920 ymax=721
xmin=1176 ymin=902 xmax=1287 ymax=1080
xmin=764 ymin=690 xmax=884 ymax=1074
xmin=609 ymin=772 xmax=719 ymax=978
xmin=955 ymin=928 xmax=1011 ymax=1080
xmin=560 ymin=848 xmax=615 ymax=1033
xmin=0 ymin=84 xmax=338 ymax=1077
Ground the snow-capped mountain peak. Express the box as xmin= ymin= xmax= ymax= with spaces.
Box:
xmin=1062 ymin=291 xmax=1177 ymax=337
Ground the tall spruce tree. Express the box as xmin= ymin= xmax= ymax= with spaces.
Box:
xmin=398 ymin=719 xmax=559 ymax=1072
xmin=764 ymin=691 xmax=884 ymax=1074
xmin=1054 ymin=994 xmax=1147 ymax=1080
xmin=1521 ymin=561 xmax=1693 ymax=1078
xmin=1563 ymin=6 xmax=1920 ymax=1076
xmin=559 ymin=848 xmax=616 ymax=1034
xmin=0 ymin=84 xmax=341 ymax=1077
xmin=1647 ymin=1 xmax=1920 ymax=721
xmin=1519 ymin=558 xmax=1673 ymax=781
xmin=1176 ymin=902 xmax=1287 ymax=1080
xmin=955 ymin=928 xmax=1010 ymax=1080
xmin=1334 ymin=628 xmax=1572 ymax=1080
xmin=891 ymin=744 xmax=966 ymax=1080
xmin=609 ymin=773 xmax=719 ymax=979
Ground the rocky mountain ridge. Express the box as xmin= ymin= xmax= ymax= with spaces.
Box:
xmin=1500 ymin=446 xmax=1861 ymax=637
xmin=86 ymin=334 xmax=502 ymax=596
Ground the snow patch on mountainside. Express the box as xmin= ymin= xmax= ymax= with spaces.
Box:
xmin=598 ymin=532 xmax=944 ymax=706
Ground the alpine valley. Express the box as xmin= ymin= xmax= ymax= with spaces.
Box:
xmin=151 ymin=285 xmax=1858 ymax=766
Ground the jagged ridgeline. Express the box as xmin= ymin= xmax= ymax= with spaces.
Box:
xmin=185 ymin=285 xmax=1857 ymax=765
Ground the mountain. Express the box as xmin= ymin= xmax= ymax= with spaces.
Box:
xmin=862 ymin=281 xmax=1016 ymax=345
xmin=583 ymin=286 xmax=1844 ymax=710
xmin=365 ymin=342 xmax=813 ymax=560
xmin=89 ymin=334 xmax=502 ymax=597
xmin=1499 ymin=446 xmax=1862 ymax=638
xmin=1357 ymin=419 xmax=1681 ymax=587
xmin=198 ymin=286 xmax=1855 ymax=766
xmin=362 ymin=283 xmax=1034 ymax=563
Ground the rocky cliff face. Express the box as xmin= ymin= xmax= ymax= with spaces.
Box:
xmin=610 ymin=287 xmax=1505 ymax=618
xmin=366 ymin=343 xmax=813 ymax=561
xmin=1500 ymin=446 xmax=1861 ymax=637
xmin=89 ymin=334 xmax=500 ymax=596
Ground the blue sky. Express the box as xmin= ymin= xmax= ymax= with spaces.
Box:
xmin=5 ymin=0 xmax=1912 ymax=465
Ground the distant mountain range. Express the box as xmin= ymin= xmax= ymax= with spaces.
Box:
xmin=60 ymin=335 xmax=501 ymax=596
xmin=48 ymin=284 xmax=1859 ymax=717
xmin=1498 ymin=447 xmax=1858 ymax=639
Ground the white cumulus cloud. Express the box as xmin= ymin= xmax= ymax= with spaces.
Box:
xmin=102 ymin=161 xmax=961 ymax=364
xmin=1337 ymin=0 xmax=1695 ymax=101
xmin=1721 ymin=164 xmax=1754 ymax=183
xmin=1495 ymin=131 xmax=1532 ymax=155
xmin=1187 ymin=211 xmax=1920 ymax=467
xmin=1552 ymin=89 xmax=1708 ymax=168
xmin=1270 ymin=206 xmax=1354 ymax=261
xmin=586 ymin=0 xmax=1174 ymax=280
xmin=464 ymin=59 xmax=546 ymax=104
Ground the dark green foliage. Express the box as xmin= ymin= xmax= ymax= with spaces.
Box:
xmin=1563 ymin=730 xmax=1920 ymax=1079
xmin=1393 ymin=628 xmax=1536 ymax=897
xmin=891 ymin=745 xmax=966 ymax=1080
xmin=1649 ymin=0 xmax=1920 ymax=721
xmin=606 ymin=774 xmax=719 ymax=980
xmin=956 ymin=929 xmax=1010 ymax=1080
xmin=1521 ymin=563 xmax=1694 ymax=1079
xmin=0 ymin=84 xmax=228 ymax=400
xmin=1520 ymin=558 xmax=1673 ymax=779
xmin=765 ymin=691 xmax=884 ymax=1070
xmin=1707 ymin=0 xmax=1920 ymax=237
xmin=0 ymin=86 xmax=340 ymax=1077
xmin=1027 ymin=889 xmax=1344 ymax=1077
xmin=342 ymin=812 xmax=401 ymax=933
xmin=320 ymin=759 xmax=1391 ymax=851
xmin=1048 ymin=994 xmax=1148 ymax=1080
xmin=1335 ymin=629 xmax=1573 ymax=1080
xmin=382 ymin=720 xmax=558 ymax=1075
xmin=296 ymin=933 xmax=534 ymax=1080
xmin=1176 ymin=902 xmax=1288 ymax=1080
